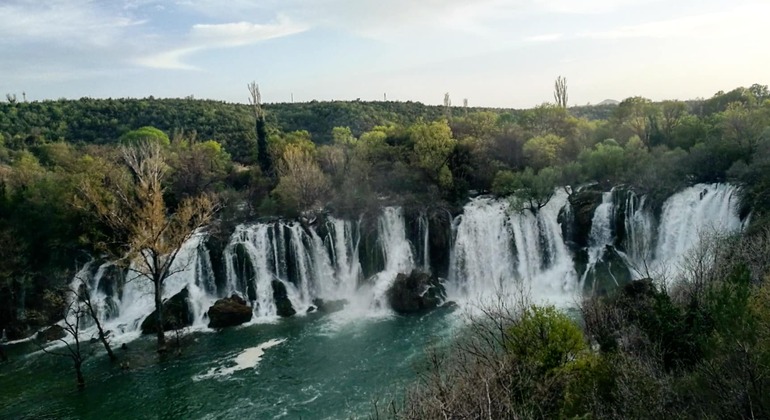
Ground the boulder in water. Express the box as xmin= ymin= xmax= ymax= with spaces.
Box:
xmin=311 ymin=298 xmax=348 ymax=314
xmin=38 ymin=325 xmax=66 ymax=342
xmin=387 ymin=270 xmax=447 ymax=314
xmin=140 ymin=287 xmax=194 ymax=334
xmin=271 ymin=280 xmax=296 ymax=317
xmin=208 ymin=295 xmax=253 ymax=328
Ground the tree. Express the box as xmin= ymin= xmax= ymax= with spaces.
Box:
xmin=120 ymin=126 xmax=170 ymax=147
xmin=554 ymin=76 xmax=568 ymax=108
xmin=273 ymin=143 xmax=330 ymax=213
xmin=720 ymin=101 xmax=768 ymax=160
xmin=523 ymin=134 xmax=566 ymax=170
xmin=38 ymin=292 xmax=88 ymax=389
xmin=248 ymin=81 xmax=273 ymax=177
xmin=492 ymin=166 xmax=562 ymax=213
xmin=410 ymin=120 xmax=456 ymax=188
xmin=658 ymin=100 xmax=687 ymax=145
xmin=78 ymin=141 xmax=215 ymax=350
xmin=614 ymin=97 xmax=657 ymax=145
xmin=443 ymin=92 xmax=452 ymax=120
xmin=72 ymin=276 xmax=116 ymax=361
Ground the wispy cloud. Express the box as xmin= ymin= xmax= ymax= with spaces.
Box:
xmin=0 ymin=0 xmax=142 ymax=47
xmin=135 ymin=17 xmax=308 ymax=70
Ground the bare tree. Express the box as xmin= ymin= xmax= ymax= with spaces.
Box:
xmin=38 ymin=296 xmax=88 ymax=389
xmin=274 ymin=144 xmax=330 ymax=212
xmin=554 ymin=76 xmax=568 ymax=108
xmin=72 ymin=276 xmax=117 ymax=362
xmin=78 ymin=141 xmax=216 ymax=351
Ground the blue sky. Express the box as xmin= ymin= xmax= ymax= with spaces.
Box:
xmin=1 ymin=0 xmax=768 ymax=108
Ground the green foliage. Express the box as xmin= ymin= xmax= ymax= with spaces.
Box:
xmin=492 ymin=166 xmax=562 ymax=212
xmin=119 ymin=126 xmax=170 ymax=146
xmin=506 ymin=305 xmax=586 ymax=372
xmin=522 ymin=133 xmax=565 ymax=170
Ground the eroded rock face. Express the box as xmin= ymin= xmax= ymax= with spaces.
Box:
xmin=207 ymin=295 xmax=252 ymax=328
xmin=566 ymin=190 xmax=603 ymax=249
xmin=386 ymin=270 xmax=446 ymax=314
xmin=140 ymin=287 xmax=194 ymax=334
xmin=271 ymin=280 xmax=296 ymax=318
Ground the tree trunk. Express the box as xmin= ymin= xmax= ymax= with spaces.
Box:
xmin=154 ymin=278 xmax=166 ymax=351
xmin=75 ymin=360 xmax=85 ymax=390
xmin=87 ymin=302 xmax=117 ymax=362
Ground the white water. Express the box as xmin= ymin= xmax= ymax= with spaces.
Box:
xmin=645 ymin=183 xmax=743 ymax=280
xmin=193 ymin=338 xmax=286 ymax=381
xmin=448 ymin=190 xmax=578 ymax=307
xmin=623 ymin=191 xmax=654 ymax=264
xmin=61 ymin=183 xmax=746 ymax=340
xmin=61 ymin=233 xmax=216 ymax=344
xmin=580 ymin=191 xmax=616 ymax=288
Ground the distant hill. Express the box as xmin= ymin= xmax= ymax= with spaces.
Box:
xmin=598 ymin=99 xmax=620 ymax=106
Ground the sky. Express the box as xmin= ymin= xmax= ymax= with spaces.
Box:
xmin=1 ymin=0 xmax=768 ymax=108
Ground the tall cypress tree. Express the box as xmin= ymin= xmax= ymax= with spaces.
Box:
xmin=248 ymin=82 xmax=273 ymax=178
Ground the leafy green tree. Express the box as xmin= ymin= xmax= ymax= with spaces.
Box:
xmin=409 ymin=120 xmax=456 ymax=188
xmin=492 ymin=166 xmax=562 ymax=213
xmin=523 ymin=134 xmax=566 ymax=170
xmin=506 ymin=305 xmax=586 ymax=372
xmin=577 ymin=139 xmax=625 ymax=183
xmin=119 ymin=126 xmax=170 ymax=147
xmin=613 ymin=97 xmax=657 ymax=145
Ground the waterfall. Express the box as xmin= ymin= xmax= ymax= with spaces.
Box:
xmin=449 ymin=190 xmax=578 ymax=306
xmin=63 ymin=233 xmax=215 ymax=340
xmin=62 ymin=183 xmax=747 ymax=332
xmin=369 ymin=207 xmax=415 ymax=307
xmin=647 ymin=183 xmax=743 ymax=279
xmin=580 ymin=191 xmax=616 ymax=287
xmin=623 ymin=191 xmax=654 ymax=264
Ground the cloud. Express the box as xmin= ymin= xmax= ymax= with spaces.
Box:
xmin=0 ymin=0 xmax=142 ymax=47
xmin=135 ymin=17 xmax=308 ymax=70
xmin=579 ymin=3 xmax=770 ymax=40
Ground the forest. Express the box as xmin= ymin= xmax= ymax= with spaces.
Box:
xmin=2 ymin=82 xmax=770 ymax=417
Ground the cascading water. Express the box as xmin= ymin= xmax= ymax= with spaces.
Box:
xmin=64 ymin=183 xmax=747 ymax=335
xmin=580 ymin=191 xmax=616 ymax=288
xmin=623 ymin=191 xmax=654 ymax=264
xmin=63 ymin=233 xmax=216 ymax=341
xmin=448 ymin=190 xmax=578 ymax=306
xmin=369 ymin=207 xmax=415 ymax=308
xmin=646 ymin=183 xmax=743 ymax=279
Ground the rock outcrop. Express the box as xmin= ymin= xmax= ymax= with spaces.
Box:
xmin=308 ymin=298 xmax=348 ymax=314
xmin=140 ymin=287 xmax=194 ymax=334
xmin=271 ymin=280 xmax=296 ymax=317
xmin=207 ymin=295 xmax=252 ymax=328
xmin=386 ymin=270 xmax=446 ymax=314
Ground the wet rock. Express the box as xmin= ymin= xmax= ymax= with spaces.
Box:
xmin=232 ymin=243 xmax=257 ymax=302
xmin=311 ymin=298 xmax=348 ymax=314
xmin=38 ymin=325 xmax=66 ymax=342
xmin=271 ymin=280 xmax=296 ymax=317
xmin=387 ymin=270 xmax=447 ymax=314
xmin=140 ymin=287 xmax=194 ymax=334
xmin=567 ymin=190 xmax=603 ymax=249
xmin=208 ymin=295 xmax=253 ymax=328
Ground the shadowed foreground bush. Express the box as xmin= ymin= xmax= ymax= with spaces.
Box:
xmin=381 ymin=229 xmax=770 ymax=419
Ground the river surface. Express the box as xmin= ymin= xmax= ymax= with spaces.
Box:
xmin=0 ymin=310 xmax=458 ymax=419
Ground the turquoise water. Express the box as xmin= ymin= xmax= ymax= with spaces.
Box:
xmin=0 ymin=310 xmax=458 ymax=419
